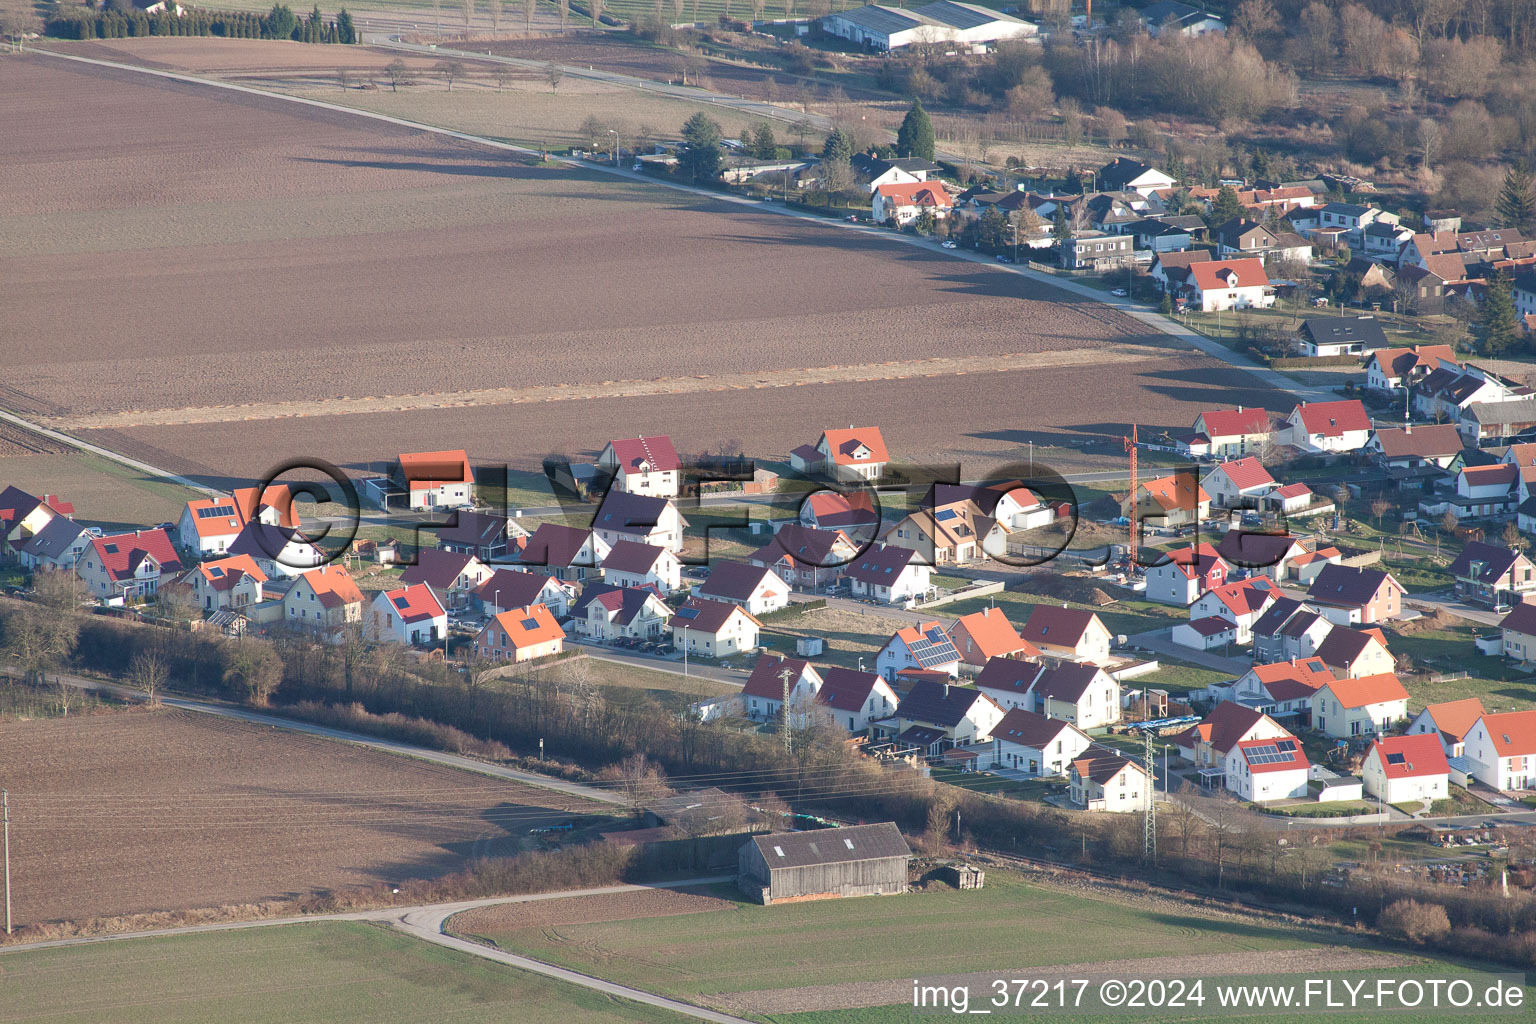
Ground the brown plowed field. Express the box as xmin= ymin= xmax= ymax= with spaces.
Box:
xmin=454 ymin=885 xmax=734 ymax=934
xmin=0 ymin=710 xmax=607 ymax=926
xmin=4 ymin=51 xmax=1287 ymax=486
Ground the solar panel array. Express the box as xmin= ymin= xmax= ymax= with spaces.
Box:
xmin=392 ymin=596 xmax=410 ymax=610
xmin=1245 ymin=738 xmax=1299 ymax=765
xmin=1385 ymin=751 xmax=1407 ymax=765
xmin=197 ymin=504 xmax=237 ymax=519
xmin=675 ymin=606 xmax=699 ymax=620
xmin=520 ymin=617 xmax=540 ymax=631
xmin=909 ymin=628 xmax=960 ymax=668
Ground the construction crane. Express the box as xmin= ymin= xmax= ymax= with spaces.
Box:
xmin=1123 ymin=424 xmax=1138 ymax=571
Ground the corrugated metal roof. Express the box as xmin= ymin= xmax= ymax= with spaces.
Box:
xmin=749 ymin=822 xmax=911 ymax=869
xmin=829 ymin=4 xmax=926 ymax=34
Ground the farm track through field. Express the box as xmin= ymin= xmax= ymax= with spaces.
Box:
xmin=43 ymin=345 xmax=1156 ymax=430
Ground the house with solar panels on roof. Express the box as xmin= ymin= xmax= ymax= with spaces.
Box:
xmin=876 ymin=621 xmax=961 ymax=682
xmin=845 ymin=544 xmax=934 ymax=607
xmin=474 ymin=604 xmax=566 ymax=663
xmin=188 ymin=554 xmax=268 ymax=613
xmin=1362 ymin=735 xmax=1449 ymax=805
xmin=598 ymin=435 xmax=682 ymax=498
xmin=669 ymin=596 xmax=762 ymax=659
xmin=1224 ymin=734 xmax=1309 ymax=803
xmin=821 ymin=1 xmax=1036 ymax=52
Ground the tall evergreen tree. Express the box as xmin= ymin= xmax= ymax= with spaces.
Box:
xmin=820 ymin=126 xmax=853 ymax=164
xmin=336 ymin=7 xmax=355 ymax=42
xmin=1209 ymin=185 xmax=1245 ymax=227
xmin=1496 ymin=165 xmax=1536 ymax=234
xmin=1051 ymin=203 xmax=1070 ymax=243
xmin=678 ymin=112 xmax=724 ymax=183
xmin=895 ymin=99 xmax=935 ymax=162
xmin=1474 ymin=272 xmax=1521 ymax=356
xmin=750 ymin=122 xmax=777 ymax=160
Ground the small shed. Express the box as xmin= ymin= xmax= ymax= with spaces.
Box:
xmin=796 ymin=635 xmax=826 ymax=657
xmin=941 ymin=863 xmax=985 ymax=890
xmin=739 ymin=822 xmax=912 ymax=905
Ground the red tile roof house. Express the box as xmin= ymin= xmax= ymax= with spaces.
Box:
xmin=1265 ymin=482 xmax=1332 ymax=519
xmin=398 ymin=548 xmax=495 ymax=611
xmin=77 ymin=528 xmax=185 ymax=602
xmin=740 ymin=654 xmax=824 ymax=724
xmin=1190 ymin=406 xmax=1274 ymax=460
xmin=948 ymin=608 xmax=1038 ymax=672
xmin=518 ymin=523 xmax=611 ymax=582
xmin=1225 ymin=734 xmax=1309 ymax=803
xmin=876 ymin=621 xmax=961 ymax=682
xmin=1284 ymin=399 xmax=1373 ymax=454
xmin=1123 ymin=473 xmax=1210 ymax=529
xmin=572 ymin=583 xmax=671 ymax=643
xmin=1171 ymin=614 xmax=1240 ymax=652
xmin=599 ymin=540 xmax=682 ymax=595
xmin=1180 ymin=258 xmax=1274 ymax=312
xmin=189 ymin=554 xmax=268 ymax=613
xmin=1305 ymin=564 xmax=1405 ymax=625
xmin=474 ymin=604 xmax=565 ymax=663
xmin=1229 ymin=657 xmax=1335 ymax=721
xmin=844 ymin=544 xmax=934 ymax=607
xmin=1362 ymin=734 xmax=1450 ymax=806
xmin=1186 ymin=578 xmax=1279 ymax=644
xmin=280 ymin=564 xmax=365 ymax=637
xmin=1172 ymin=701 xmax=1291 ymax=768
xmin=1199 ymin=457 xmax=1277 ymax=510
xmin=669 ymin=597 xmax=762 ymax=659
xmin=748 ymin=525 xmax=858 ymax=591
xmin=1143 ymin=543 xmax=1229 ymax=607
xmin=983 ymin=708 xmax=1093 ymax=775
xmin=591 ymin=490 xmax=688 ymax=553
xmin=1462 ymin=709 xmax=1536 ymax=790
xmin=816 ymin=667 xmax=900 ymax=734
xmin=1019 ymin=605 xmax=1113 ymax=665
xmin=790 ymin=426 xmax=890 ymax=482
xmin=368 ymin=583 xmax=447 ymax=646
xmin=1407 ymin=697 xmax=1486 ymax=759
xmin=178 ymin=486 xmax=294 ymax=559
xmin=475 ymin=568 xmax=576 ymax=619
xmin=1365 ymin=423 xmax=1464 ymax=470
xmin=1447 ymin=541 xmax=1536 ymax=610
xmin=1363 ymin=345 xmax=1456 ymax=393
xmin=597 ymin=435 xmax=682 ymax=498
xmin=1446 ymin=463 xmax=1519 ymax=520
xmin=394 ymin=449 xmax=474 ymax=511
xmin=696 ymin=560 xmax=791 ymax=616
xmin=1309 ymin=672 xmax=1409 ymax=739
xmin=871 ymin=181 xmax=952 ymax=227
xmin=800 ymin=491 xmax=879 ymax=532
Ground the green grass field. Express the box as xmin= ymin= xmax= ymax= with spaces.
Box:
xmin=454 ymin=871 xmax=1328 ymax=1002
xmin=0 ymin=922 xmax=688 ymax=1023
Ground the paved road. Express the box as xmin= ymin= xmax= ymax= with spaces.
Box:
xmin=0 ymin=877 xmax=749 ymax=1023
xmin=6 ymin=665 xmax=628 ymax=807
xmin=573 ymin=637 xmax=750 ymax=687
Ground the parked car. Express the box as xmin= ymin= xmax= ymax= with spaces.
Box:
xmin=941 ymin=240 xmax=957 ymax=249
xmin=1111 ymin=288 xmax=1128 ymax=297
xmin=995 ymin=254 xmax=1013 ymax=263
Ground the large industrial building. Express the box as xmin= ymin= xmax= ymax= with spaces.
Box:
xmin=820 ymin=1 xmax=1038 ymax=52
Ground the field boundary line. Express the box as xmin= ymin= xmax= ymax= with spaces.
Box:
xmin=0 ymin=405 xmax=218 ymax=497
xmin=26 ymin=47 xmax=1320 ymax=409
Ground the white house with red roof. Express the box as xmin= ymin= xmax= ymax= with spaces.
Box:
xmin=985 ymin=708 xmax=1093 ymax=776
xmin=395 ymin=450 xmax=474 ymax=511
xmin=1407 ymin=697 xmax=1485 ymax=758
xmin=876 ymin=621 xmax=961 ymax=681
xmin=77 ymin=528 xmax=185 ymax=602
xmin=1362 ymin=734 xmax=1450 ymax=804
xmin=973 ymin=656 xmax=1043 ymax=712
xmin=1186 ymin=577 xmax=1279 ymax=644
xmin=800 ymin=491 xmax=879 ymax=532
xmin=1069 ymin=751 xmax=1152 ymax=812
xmin=368 ymin=583 xmax=447 ymax=646
xmin=1144 ymin=542 xmax=1228 ymax=606
xmin=189 ymin=554 xmax=267 ymax=613
xmin=1032 ymin=661 xmax=1121 ymax=729
xmin=793 ymin=426 xmax=890 ymax=482
xmin=845 ymin=544 xmax=933 ymax=606
xmin=1173 ymin=701 xmax=1290 ymax=768
xmin=740 ymin=654 xmax=823 ymax=724
xmin=1267 ymin=482 xmax=1327 ymax=517
xmin=1191 ymin=407 xmax=1273 ymax=459
xmin=599 ymin=540 xmax=682 ymax=595
xmin=598 ymin=435 xmax=682 ymax=498
xmin=1451 ymin=463 xmax=1519 ymax=519
xmin=1181 ymin=257 xmax=1273 ymax=311
xmin=748 ymin=525 xmax=858 ymax=591
xmin=816 ymin=666 xmax=899 ymax=734
xmin=1019 ymin=605 xmax=1112 ymax=664
xmin=1123 ymin=472 xmax=1210 ymax=529
xmin=225 ymin=522 xmax=327 ymax=579
xmin=591 ymin=491 xmax=687 ymax=553
xmin=1172 ymin=615 xmax=1239 ymax=651
xmin=697 ymin=560 xmax=791 ymax=616
xmin=176 ymin=485 xmax=294 ymax=559
xmin=1462 ymin=709 xmax=1536 ymax=790
xmin=872 ymin=181 xmax=952 ymax=226
xmin=474 ymin=604 xmax=566 ymax=663
xmin=1285 ymin=400 xmax=1373 ymax=453
xmin=1310 ymin=672 xmax=1409 ymax=739
xmin=1225 ymin=734 xmax=1309 ymax=803
xmin=1200 ymin=457 xmax=1276 ymax=509
xmin=572 ymin=583 xmax=671 ymax=642
xmin=1230 ymin=657 xmax=1335 ymax=720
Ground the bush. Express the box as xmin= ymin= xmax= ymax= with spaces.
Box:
xmin=280 ymin=700 xmax=512 ymax=759
xmin=1378 ymin=898 xmax=1452 ymax=945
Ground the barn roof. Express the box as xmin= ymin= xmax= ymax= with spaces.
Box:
xmin=747 ymin=822 xmax=911 ymax=869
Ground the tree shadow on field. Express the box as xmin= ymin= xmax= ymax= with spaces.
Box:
xmin=1138 ymin=366 xmax=1290 ymax=411
xmin=294 ymin=152 xmax=565 ymax=183
xmin=967 ymin=425 xmax=1141 ymax=450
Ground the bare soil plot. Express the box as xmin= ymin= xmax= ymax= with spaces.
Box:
xmin=0 ymin=709 xmax=610 ymax=925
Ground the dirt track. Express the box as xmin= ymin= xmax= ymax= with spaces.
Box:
xmin=0 ymin=710 xmax=607 ymax=925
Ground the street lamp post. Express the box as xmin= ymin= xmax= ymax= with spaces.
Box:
xmin=682 ymin=625 xmax=689 ymax=676
xmin=607 ymin=129 xmax=618 ymax=165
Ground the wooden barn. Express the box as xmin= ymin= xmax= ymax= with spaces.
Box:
xmin=738 ymin=822 xmax=912 ymax=905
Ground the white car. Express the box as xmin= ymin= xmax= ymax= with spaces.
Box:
xmin=941 ymin=240 xmax=957 ymax=249
xmin=1111 ymin=288 xmax=1128 ymax=297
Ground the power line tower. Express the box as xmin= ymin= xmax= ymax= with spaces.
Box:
xmin=779 ymin=666 xmax=795 ymax=755
xmin=1123 ymin=423 xmax=1139 ymax=570
xmin=1142 ymin=727 xmax=1157 ymax=865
